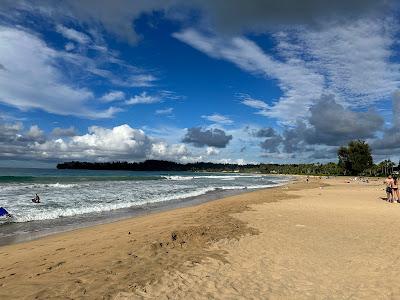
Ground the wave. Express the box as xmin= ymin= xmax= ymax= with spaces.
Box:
xmin=10 ymin=187 xmax=218 ymax=223
xmin=163 ymin=175 xmax=195 ymax=181
xmin=7 ymin=183 xmax=282 ymax=223
xmin=45 ymin=183 xmax=79 ymax=188
xmin=164 ymin=174 xmax=265 ymax=181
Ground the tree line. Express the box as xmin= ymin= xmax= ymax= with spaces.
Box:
xmin=56 ymin=140 xmax=398 ymax=176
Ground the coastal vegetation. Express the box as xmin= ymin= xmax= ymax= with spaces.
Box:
xmin=57 ymin=140 xmax=397 ymax=177
xmin=338 ymin=140 xmax=373 ymax=176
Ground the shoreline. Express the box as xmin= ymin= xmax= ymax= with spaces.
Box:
xmin=0 ymin=177 xmax=312 ymax=299
xmin=0 ymin=178 xmax=290 ymax=247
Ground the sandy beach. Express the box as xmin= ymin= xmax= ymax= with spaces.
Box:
xmin=1 ymin=176 xmax=397 ymax=299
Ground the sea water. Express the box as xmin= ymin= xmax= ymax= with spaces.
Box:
xmin=0 ymin=168 xmax=289 ymax=245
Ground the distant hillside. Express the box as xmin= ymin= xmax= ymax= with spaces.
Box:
xmin=56 ymin=160 xmax=254 ymax=172
xmin=56 ymin=160 xmax=343 ymax=175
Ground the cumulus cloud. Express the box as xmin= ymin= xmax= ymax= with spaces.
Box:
xmin=0 ymin=123 xmax=47 ymax=158
xmin=282 ymin=96 xmax=383 ymax=152
xmin=0 ymin=123 xmax=195 ymax=162
xmin=206 ymin=146 xmax=220 ymax=156
xmin=306 ymin=95 xmax=383 ymax=145
xmin=251 ymin=95 xmax=384 ymax=155
xmin=260 ymin=135 xmax=282 ymax=153
xmin=182 ymin=127 xmax=232 ymax=148
xmin=27 ymin=125 xmax=44 ymax=140
xmin=149 ymin=142 xmax=189 ymax=161
xmin=0 ymin=122 xmax=23 ymax=143
xmin=51 ymin=126 xmax=76 ymax=137
xmin=1 ymin=1 xmax=398 ymax=162
xmin=252 ymin=127 xmax=276 ymax=138
xmin=201 ymin=113 xmax=233 ymax=125
xmin=250 ymin=126 xmax=282 ymax=153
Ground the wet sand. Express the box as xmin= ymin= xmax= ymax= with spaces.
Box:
xmin=1 ymin=177 xmax=395 ymax=299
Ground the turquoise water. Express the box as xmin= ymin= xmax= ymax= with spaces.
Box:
xmin=0 ymin=167 xmax=289 ymax=244
xmin=0 ymin=168 xmax=170 ymax=183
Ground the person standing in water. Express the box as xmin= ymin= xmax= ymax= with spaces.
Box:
xmin=32 ymin=193 xmax=40 ymax=203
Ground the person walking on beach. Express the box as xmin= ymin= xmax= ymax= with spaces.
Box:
xmin=392 ymin=176 xmax=399 ymax=203
xmin=384 ymin=175 xmax=394 ymax=202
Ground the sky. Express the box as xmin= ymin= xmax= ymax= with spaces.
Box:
xmin=0 ymin=0 xmax=400 ymax=168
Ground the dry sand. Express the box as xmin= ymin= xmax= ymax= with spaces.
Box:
xmin=1 ymin=177 xmax=397 ymax=299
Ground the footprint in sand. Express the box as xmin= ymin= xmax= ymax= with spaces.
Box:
xmin=46 ymin=261 xmax=65 ymax=271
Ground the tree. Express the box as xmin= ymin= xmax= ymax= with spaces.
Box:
xmin=337 ymin=140 xmax=373 ymax=175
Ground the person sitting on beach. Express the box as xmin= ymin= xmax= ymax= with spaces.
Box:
xmin=392 ymin=177 xmax=399 ymax=203
xmin=384 ymin=175 xmax=394 ymax=202
xmin=32 ymin=193 xmax=40 ymax=203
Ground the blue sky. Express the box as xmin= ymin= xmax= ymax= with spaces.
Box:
xmin=0 ymin=1 xmax=400 ymax=167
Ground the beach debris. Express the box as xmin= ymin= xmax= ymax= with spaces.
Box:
xmin=295 ymin=224 xmax=306 ymax=228
xmin=171 ymin=232 xmax=178 ymax=241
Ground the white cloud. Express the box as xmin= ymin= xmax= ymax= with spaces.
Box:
xmin=65 ymin=42 xmax=75 ymax=51
xmin=295 ymin=18 xmax=400 ymax=107
xmin=238 ymin=94 xmax=270 ymax=113
xmin=159 ymin=90 xmax=185 ymax=101
xmin=100 ymin=91 xmax=125 ymax=102
xmin=201 ymin=113 xmax=233 ymax=124
xmin=0 ymin=26 xmax=119 ymax=118
xmin=109 ymin=74 xmax=158 ymax=88
xmin=125 ymin=92 xmax=160 ymax=105
xmin=0 ymin=122 xmax=200 ymax=162
xmin=51 ymin=126 xmax=76 ymax=137
xmin=29 ymin=124 xmax=196 ymax=162
xmin=206 ymin=146 xmax=220 ymax=156
xmin=128 ymin=74 xmax=157 ymax=87
xmin=56 ymin=24 xmax=91 ymax=44
xmin=173 ymin=29 xmax=324 ymax=122
xmin=155 ymin=107 xmax=174 ymax=115
xmin=27 ymin=125 xmax=44 ymax=139
xmin=174 ymin=20 xmax=400 ymax=123
xmin=150 ymin=142 xmax=189 ymax=160
xmin=32 ymin=125 xmax=147 ymax=160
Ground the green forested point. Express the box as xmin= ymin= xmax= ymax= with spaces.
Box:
xmin=56 ymin=140 xmax=398 ymax=177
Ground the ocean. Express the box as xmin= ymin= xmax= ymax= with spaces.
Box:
xmin=0 ymin=168 xmax=289 ymax=245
